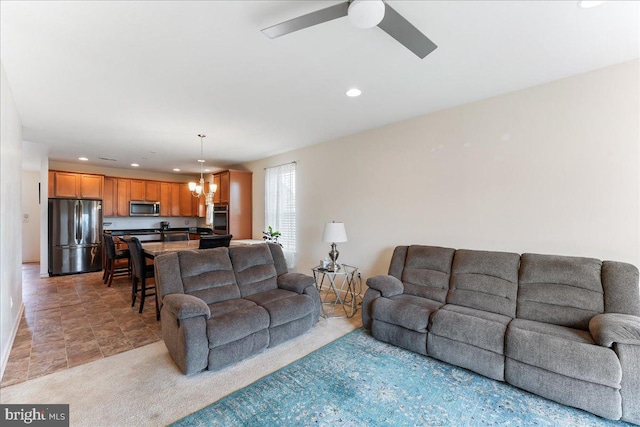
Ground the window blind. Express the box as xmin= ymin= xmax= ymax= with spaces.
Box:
xmin=265 ymin=162 xmax=296 ymax=268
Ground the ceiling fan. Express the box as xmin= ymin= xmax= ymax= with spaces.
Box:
xmin=261 ymin=0 xmax=437 ymax=59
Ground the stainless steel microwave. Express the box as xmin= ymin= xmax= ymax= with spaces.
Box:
xmin=130 ymin=201 xmax=160 ymax=216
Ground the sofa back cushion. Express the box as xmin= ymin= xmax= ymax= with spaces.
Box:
xmin=177 ymin=248 xmax=240 ymax=305
xmin=518 ymin=253 xmax=603 ymax=330
xmin=449 ymin=249 xmax=520 ymax=318
xmin=401 ymin=245 xmax=455 ymax=303
xmin=229 ymin=244 xmax=278 ymax=297
xmin=388 ymin=246 xmax=409 ymax=280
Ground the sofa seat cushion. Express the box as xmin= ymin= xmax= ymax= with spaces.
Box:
xmin=206 ymin=302 xmax=270 ymax=348
xmin=245 ymin=288 xmax=317 ymax=328
xmin=429 ymin=304 xmax=511 ymax=354
xmin=506 ymin=319 xmax=621 ymax=389
xmin=372 ymin=294 xmax=442 ymax=333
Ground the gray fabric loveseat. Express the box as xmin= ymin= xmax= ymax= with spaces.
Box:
xmin=363 ymin=245 xmax=640 ymax=424
xmin=154 ymin=243 xmax=321 ymax=375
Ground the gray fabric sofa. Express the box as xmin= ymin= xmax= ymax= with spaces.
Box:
xmin=363 ymin=245 xmax=640 ymax=424
xmin=154 ymin=243 xmax=321 ymax=375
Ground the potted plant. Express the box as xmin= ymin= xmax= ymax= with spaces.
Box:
xmin=263 ymin=226 xmax=283 ymax=247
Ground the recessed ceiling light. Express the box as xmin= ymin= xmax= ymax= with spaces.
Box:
xmin=78 ymin=157 xmax=88 ymax=161
xmin=173 ymin=168 xmax=181 ymax=172
xmin=577 ymin=1 xmax=606 ymax=8
xmin=204 ymin=169 xmax=210 ymax=172
xmin=346 ymin=88 xmax=362 ymax=97
xmin=131 ymin=163 xmax=139 ymax=167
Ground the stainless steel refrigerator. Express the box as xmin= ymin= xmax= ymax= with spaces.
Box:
xmin=48 ymin=198 xmax=103 ymax=276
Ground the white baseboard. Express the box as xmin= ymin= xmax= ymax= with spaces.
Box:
xmin=0 ymin=302 xmax=25 ymax=382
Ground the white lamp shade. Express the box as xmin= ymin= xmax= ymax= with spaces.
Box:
xmin=188 ymin=182 xmax=197 ymax=191
xmin=348 ymin=0 xmax=385 ymax=29
xmin=322 ymin=222 xmax=348 ymax=243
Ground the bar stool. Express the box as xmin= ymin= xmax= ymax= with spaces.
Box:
xmin=198 ymin=234 xmax=233 ymax=249
xmin=103 ymin=234 xmax=130 ymax=287
xmin=124 ymin=237 xmax=159 ymax=320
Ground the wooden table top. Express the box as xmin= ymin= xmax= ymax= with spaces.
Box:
xmin=142 ymin=240 xmax=201 ymax=257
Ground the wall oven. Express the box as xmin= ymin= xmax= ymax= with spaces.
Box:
xmin=213 ymin=205 xmax=229 ymax=235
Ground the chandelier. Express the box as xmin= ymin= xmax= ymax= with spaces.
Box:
xmin=188 ymin=134 xmax=217 ymax=199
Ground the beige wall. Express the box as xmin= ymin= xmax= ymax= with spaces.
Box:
xmin=1 ymin=63 xmax=24 ymax=377
xmin=244 ymin=60 xmax=640 ymax=278
xmin=21 ymin=171 xmax=40 ymax=262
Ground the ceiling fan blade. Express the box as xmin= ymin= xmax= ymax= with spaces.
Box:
xmin=377 ymin=3 xmax=437 ymax=59
xmin=262 ymin=2 xmax=349 ymax=39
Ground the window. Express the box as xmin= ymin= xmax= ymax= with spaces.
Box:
xmin=265 ymin=162 xmax=296 ymax=267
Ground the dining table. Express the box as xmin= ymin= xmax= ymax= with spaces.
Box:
xmin=141 ymin=239 xmax=265 ymax=259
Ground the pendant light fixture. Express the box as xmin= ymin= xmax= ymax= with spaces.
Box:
xmin=188 ymin=134 xmax=217 ymax=199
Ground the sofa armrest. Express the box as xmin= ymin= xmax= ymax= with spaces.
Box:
xmin=278 ymin=273 xmax=315 ymax=294
xmin=589 ymin=313 xmax=640 ymax=347
xmin=366 ymin=275 xmax=404 ymax=297
xmin=163 ymin=294 xmax=211 ymax=320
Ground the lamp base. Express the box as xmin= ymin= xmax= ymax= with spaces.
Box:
xmin=327 ymin=243 xmax=340 ymax=272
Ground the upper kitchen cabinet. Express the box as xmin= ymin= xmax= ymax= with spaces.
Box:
xmin=130 ymin=180 xmax=145 ymax=201
xmin=48 ymin=171 xmax=103 ymax=199
xmin=160 ymin=182 xmax=172 ymax=216
xmin=116 ymin=178 xmax=131 ymax=216
xmin=213 ymin=170 xmax=252 ymax=239
xmin=103 ymin=177 xmax=117 ymax=216
xmin=81 ymin=174 xmax=103 ymax=198
xmin=179 ymin=183 xmax=194 ymax=217
xmin=130 ymin=180 xmax=160 ymax=202
xmin=103 ymin=177 xmax=131 ymax=217
xmin=145 ymin=181 xmax=160 ymax=202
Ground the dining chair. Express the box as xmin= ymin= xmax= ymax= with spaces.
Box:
xmin=198 ymin=234 xmax=233 ymax=249
xmin=103 ymin=234 xmax=130 ymax=287
xmin=161 ymin=231 xmax=190 ymax=242
xmin=124 ymin=236 xmax=159 ymax=320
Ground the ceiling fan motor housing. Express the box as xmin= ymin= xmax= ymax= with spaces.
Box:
xmin=348 ymin=0 xmax=386 ymax=29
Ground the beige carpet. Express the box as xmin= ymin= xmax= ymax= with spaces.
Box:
xmin=0 ymin=316 xmax=362 ymax=426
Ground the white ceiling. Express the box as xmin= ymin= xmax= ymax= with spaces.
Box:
xmin=2 ymin=1 xmax=639 ymax=174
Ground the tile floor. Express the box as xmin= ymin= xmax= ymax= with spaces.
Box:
xmin=1 ymin=263 xmax=161 ymax=388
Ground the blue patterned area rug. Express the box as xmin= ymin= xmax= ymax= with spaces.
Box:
xmin=172 ymin=329 xmax=633 ymax=427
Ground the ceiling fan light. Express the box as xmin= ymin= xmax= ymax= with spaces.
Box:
xmin=348 ymin=0 xmax=385 ymax=29
xmin=577 ymin=1 xmax=606 ymax=8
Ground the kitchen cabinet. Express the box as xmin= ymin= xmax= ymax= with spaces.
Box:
xmin=130 ymin=180 xmax=160 ymax=202
xmin=160 ymin=182 xmax=172 ymax=216
xmin=48 ymin=171 xmax=55 ymax=198
xmin=103 ymin=177 xmax=117 ymax=216
xmin=213 ymin=174 xmax=221 ymax=204
xmin=179 ymin=183 xmax=194 ymax=217
xmin=53 ymin=169 xmax=208 ymax=218
xmin=213 ymin=170 xmax=252 ymax=239
xmin=219 ymin=171 xmax=230 ymax=205
xmin=53 ymin=172 xmax=79 ymax=198
xmin=81 ymin=174 xmax=103 ymax=198
xmin=116 ymin=178 xmax=130 ymax=217
xmin=145 ymin=181 xmax=160 ymax=202
xmin=130 ymin=180 xmax=145 ymax=201
xmin=171 ymin=183 xmax=181 ymax=217
xmin=197 ymin=195 xmax=206 ymax=218
xmin=48 ymin=171 xmax=103 ymax=199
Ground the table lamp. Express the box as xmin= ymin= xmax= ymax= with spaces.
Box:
xmin=322 ymin=221 xmax=348 ymax=272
